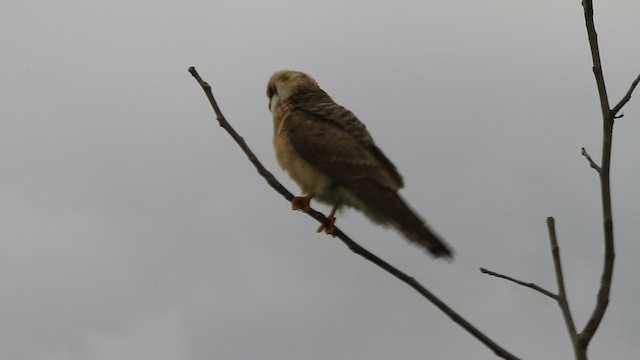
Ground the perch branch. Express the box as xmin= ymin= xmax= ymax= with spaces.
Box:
xmin=188 ymin=66 xmax=520 ymax=360
xmin=480 ymin=267 xmax=557 ymax=300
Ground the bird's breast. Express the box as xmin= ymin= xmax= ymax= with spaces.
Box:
xmin=273 ymin=113 xmax=333 ymax=197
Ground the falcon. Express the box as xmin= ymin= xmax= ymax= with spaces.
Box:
xmin=267 ymin=70 xmax=452 ymax=258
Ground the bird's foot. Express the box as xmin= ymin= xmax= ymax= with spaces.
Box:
xmin=291 ymin=193 xmax=314 ymax=213
xmin=316 ymin=205 xmax=338 ymax=237
xmin=316 ymin=214 xmax=337 ymax=236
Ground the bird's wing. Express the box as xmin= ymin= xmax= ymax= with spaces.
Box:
xmin=294 ymin=101 xmax=404 ymax=188
xmin=284 ymin=105 xmax=402 ymax=192
xmin=284 ymin=105 xmax=453 ymax=258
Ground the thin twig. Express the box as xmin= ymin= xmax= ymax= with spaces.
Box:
xmin=188 ymin=66 xmax=520 ymax=360
xmin=547 ymin=217 xmax=580 ymax=352
xmin=581 ymin=147 xmax=601 ymax=173
xmin=611 ymin=73 xmax=640 ymax=117
xmin=480 ymin=268 xmax=557 ymax=300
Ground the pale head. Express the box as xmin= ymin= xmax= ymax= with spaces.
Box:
xmin=266 ymin=70 xmax=320 ymax=113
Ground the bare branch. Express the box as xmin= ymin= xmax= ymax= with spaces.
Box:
xmin=480 ymin=268 xmax=557 ymax=300
xmin=581 ymin=147 xmax=601 ymax=173
xmin=579 ymin=0 xmax=617 ymax=351
xmin=188 ymin=67 xmax=520 ymax=360
xmin=611 ymin=73 xmax=640 ymax=117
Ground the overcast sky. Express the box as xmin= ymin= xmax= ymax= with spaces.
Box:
xmin=1 ymin=0 xmax=639 ymax=359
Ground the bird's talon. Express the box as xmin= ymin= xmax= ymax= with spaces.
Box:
xmin=316 ymin=215 xmax=337 ymax=236
xmin=291 ymin=194 xmax=314 ymax=213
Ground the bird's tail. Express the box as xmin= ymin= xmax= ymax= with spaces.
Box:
xmin=354 ymin=181 xmax=453 ymax=259
xmin=387 ymin=194 xmax=453 ymax=259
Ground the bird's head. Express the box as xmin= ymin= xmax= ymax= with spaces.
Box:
xmin=267 ymin=70 xmax=322 ymax=113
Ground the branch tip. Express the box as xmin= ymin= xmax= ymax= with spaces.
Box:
xmin=480 ymin=267 xmax=557 ymax=300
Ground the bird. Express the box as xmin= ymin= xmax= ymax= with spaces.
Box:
xmin=267 ymin=70 xmax=452 ymax=259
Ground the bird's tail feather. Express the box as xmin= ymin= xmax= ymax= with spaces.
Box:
xmin=388 ymin=199 xmax=453 ymax=259
xmin=354 ymin=180 xmax=453 ymax=259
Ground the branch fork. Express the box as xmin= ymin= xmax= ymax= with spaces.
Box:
xmin=481 ymin=2 xmax=637 ymax=358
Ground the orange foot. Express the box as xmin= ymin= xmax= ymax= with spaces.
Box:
xmin=291 ymin=193 xmax=314 ymax=213
xmin=316 ymin=206 xmax=338 ymax=236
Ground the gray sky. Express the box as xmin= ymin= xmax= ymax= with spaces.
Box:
xmin=1 ymin=0 xmax=639 ymax=359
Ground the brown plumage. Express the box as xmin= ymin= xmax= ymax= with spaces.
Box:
xmin=267 ymin=70 xmax=452 ymax=259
